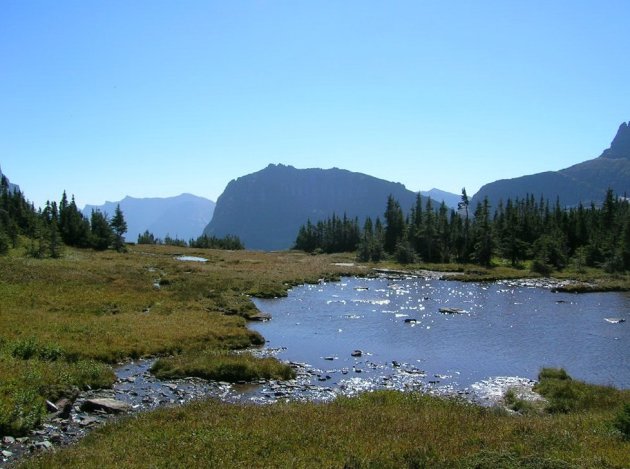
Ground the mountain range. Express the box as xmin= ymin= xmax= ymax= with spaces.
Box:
xmin=83 ymin=194 xmax=215 ymax=243
xmin=472 ymin=121 xmax=630 ymax=208
xmin=203 ymin=164 xmax=432 ymax=250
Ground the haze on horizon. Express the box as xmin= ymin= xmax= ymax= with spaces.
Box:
xmin=1 ymin=1 xmax=629 ymax=209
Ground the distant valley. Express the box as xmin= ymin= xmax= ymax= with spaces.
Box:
xmin=83 ymin=194 xmax=215 ymax=243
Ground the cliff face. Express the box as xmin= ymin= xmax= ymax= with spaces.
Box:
xmin=472 ymin=122 xmax=630 ymax=208
xmin=599 ymin=122 xmax=630 ymax=160
xmin=84 ymin=193 xmax=215 ymax=242
xmin=204 ymin=164 xmax=420 ymax=250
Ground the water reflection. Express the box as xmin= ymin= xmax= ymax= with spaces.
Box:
xmin=252 ymin=276 xmax=630 ymax=391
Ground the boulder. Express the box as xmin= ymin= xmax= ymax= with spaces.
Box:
xmin=248 ymin=313 xmax=272 ymax=322
xmin=80 ymin=398 xmax=131 ymax=414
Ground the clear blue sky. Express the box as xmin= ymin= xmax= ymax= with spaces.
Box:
xmin=1 ymin=1 xmax=629 ymax=209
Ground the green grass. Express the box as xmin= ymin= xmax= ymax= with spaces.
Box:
xmin=151 ymin=351 xmax=296 ymax=382
xmin=0 ymin=244 xmax=363 ymax=436
xmin=0 ymin=337 xmax=114 ymax=435
xmin=535 ymin=367 xmax=629 ymax=414
xmin=21 ymin=388 xmax=630 ymax=468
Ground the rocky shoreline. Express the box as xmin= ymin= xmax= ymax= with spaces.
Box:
xmin=0 ymin=349 xmax=542 ymax=467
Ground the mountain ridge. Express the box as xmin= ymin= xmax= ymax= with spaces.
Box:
xmin=204 ymin=164 xmax=434 ymax=250
xmin=83 ymin=193 xmax=215 ymax=243
xmin=472 ymin=121 xmax=630 ymax=208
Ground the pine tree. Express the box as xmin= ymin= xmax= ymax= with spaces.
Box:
xmin=90 ymin=210 xmax=113 ymax=250
xmin=471 ymin=198 xmax=493 ymax=266
xmin=384 ymin=195 xmax=405 ymax=254
xmin=110 ymin=204 xmax=127 ymax=252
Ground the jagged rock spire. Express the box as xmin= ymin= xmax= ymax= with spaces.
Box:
xmin=600 ymin=121 xmax=630 ymax=159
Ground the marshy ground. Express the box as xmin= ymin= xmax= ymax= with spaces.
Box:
xmin=1 ymin=244 xmax=629 ymax=468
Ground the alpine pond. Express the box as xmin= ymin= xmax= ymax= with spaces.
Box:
xmin=252 ymin=275 xmax=630 ymax=400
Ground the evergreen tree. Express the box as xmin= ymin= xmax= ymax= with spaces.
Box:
xmin=59 ymin=194 xmax=90 ymax=247
xmin=471 ymin=198 xmax=493 ymax=266
xmin=138 ymin=230 xmax=160 ymax=245
xmin=90 ymin=210 xmax=113 ymax=250
xmin=384 ymin=195 xmax=405 ymax=254
xmin=110 ymin=204 xmax=127 ymax=251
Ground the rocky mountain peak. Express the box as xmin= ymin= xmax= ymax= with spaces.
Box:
xmin=600 ymin=121 xmax=630 ymax=159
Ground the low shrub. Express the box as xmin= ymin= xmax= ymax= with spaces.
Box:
xmin=613 ymin=403 xmax=630 ymax=439
xmin=534 ymin=367 xmax=625 ymax=414
xmin=504 ymin=388 xmax=538 ymax=414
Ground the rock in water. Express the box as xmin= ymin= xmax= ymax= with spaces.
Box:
xmin=80 ymin=398 xmax=131 ymax=414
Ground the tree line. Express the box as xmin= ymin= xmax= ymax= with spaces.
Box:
xmin=137 ymin=230 xmax=244 ymax=250
xmin=0 ymin=176 xmax=127 ymax=256
xmin=295 ymin=189 xmax=630 ymax=273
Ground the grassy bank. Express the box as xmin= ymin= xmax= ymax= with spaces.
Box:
xmin=0 ymin=245 xmax=363 ymax=436
xmin=22 ymin=377 xmax=630 ymax=468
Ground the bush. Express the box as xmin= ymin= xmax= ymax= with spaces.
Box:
xmin=531 ymin=258 xmax=552 ymax=276
xmin=535 ymin=368 xmax=623 ymax=414
xmin=9 ymin=338 xmax=64 ymax=361
xmin=538 ymin=368 xmax=571 ymax=381
xmin=0 ymin=388 xmax=46 ymax=436
xmin=395 ymin=240 xmax=416 ymax=265
xmin=0 ymin=231 xmax=9 ymax=255
xmin=504 ymin=388 xmax=537 ymax=414
xmin=613 ymin=403 xmax=630 ymax=439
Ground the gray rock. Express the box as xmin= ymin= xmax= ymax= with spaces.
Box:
xmin=79 ymin=416 xmax=100 ymax=427
xmin=2 ymin=450 xmax=13 ymax=458
xmin=2 ymin=436 xmax=16 ymax=445
xmin=35 ymin=440 xmax=53 ymax=450
xmin=80 ymin=398 xmax=131 ymax=414
xmin=55 ymin=398 xmax=73 ymax=418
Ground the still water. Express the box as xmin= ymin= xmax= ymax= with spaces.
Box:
xmin=252 ymin=276 xmax=630 ymax=392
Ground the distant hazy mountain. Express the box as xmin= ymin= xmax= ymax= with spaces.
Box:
xmin=0 ymin=166 xmax=19 ymax=193
xmin=472 ymin=122 xmax=630 ymax=208
xmin=420 ymin=188 xmax=460 ymax=209
xmin=83 ymin=194 xmax=215 ymax=243
xmin=203 ymin=164 xmax=425 ymax=250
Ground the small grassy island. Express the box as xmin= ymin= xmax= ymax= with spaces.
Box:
xmin=0 ymin=243 xmax=629 ymax=468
